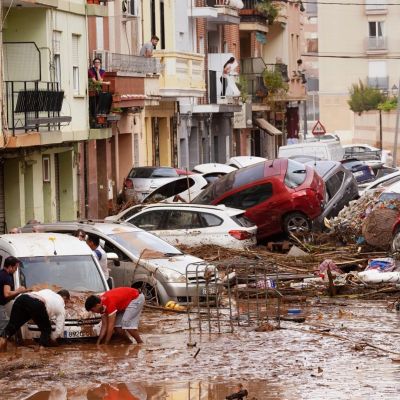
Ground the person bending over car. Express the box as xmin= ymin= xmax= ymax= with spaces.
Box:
xmin=85 ymin=287 xmax=144 ymax=345
xmin=0 ymin=289 xmax=70 ymax=351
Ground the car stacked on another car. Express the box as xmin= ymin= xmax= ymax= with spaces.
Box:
xmin=22 ymin=222 xmax=218 ymax=306
xmin=192 ymin=159 xmax=325 ymax=240
xmin=121 ymin=166 xmax=192 ymax=202
xmin=106 ymin=203 xmax=257 ymax=249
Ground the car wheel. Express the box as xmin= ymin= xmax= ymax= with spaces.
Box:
xmin=132 ymin=282 xmax=159 ymax=305
xmin=283 ymin=212 xmax=311 ymax=235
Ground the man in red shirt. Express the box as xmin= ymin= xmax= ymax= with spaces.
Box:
xmin=85 ymin=287 xmax=144 ymax=344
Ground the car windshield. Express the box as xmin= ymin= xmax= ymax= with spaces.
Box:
xmin=128 ymin=168 xmax=178 ymax=179
xmin=19 ymin=255 xmax=106 ymax=292
xmin=284 ymin=160 xmax=307 ymax=188
xmin=108 ymin=231 xmax=183 ymax=258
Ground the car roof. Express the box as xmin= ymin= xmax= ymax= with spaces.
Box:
xmin=24 ymin=221 xmax=143 ymax=236
xmin=228 ymin=156 xmax=267 ymax=168
xmin=134 ymin=203 xmax=245 ymax=216
xmin=305 ymin=160 xmax=339 ymax=177
xmin=343 ymin=144 xmax=380 ymax=150
xmin=193 ymin=163 xmax=236 ymax=174
xmin=382 ymin=180 xmax=400 ymax=194
xmin=0 ymin=233 xmax=93 ymax=257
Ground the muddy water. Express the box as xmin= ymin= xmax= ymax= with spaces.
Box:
xmin=1 ymin=300 xmax=400 ymax=399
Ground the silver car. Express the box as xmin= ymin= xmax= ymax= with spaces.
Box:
xmin=22 ymin=222 xmax=218 ymax=305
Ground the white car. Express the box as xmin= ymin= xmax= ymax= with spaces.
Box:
xmin=22 ymin=222 xmax=218 ymax=306
xmin=121 ymin=166 xmax=192 ymax=202
xmin=107 ymin=203 xmax=257 ymax=249
xmin=143 ymin=174 xmax=209 ymax=203
xmin=360 ymin=170 xmax=400 ymax=196
xmin=227 ymin=156 xmax=267 ymax=169
xmin=193 ymin=163 xmax=236 ymax=174
xmin=343 ymin=144 xmax=382 ymax=161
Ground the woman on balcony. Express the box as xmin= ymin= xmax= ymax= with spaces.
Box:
xmin=221 ymin=57 xmax=240 ymax=97
xmin=88 ymin=58 xmax=106 ymax=83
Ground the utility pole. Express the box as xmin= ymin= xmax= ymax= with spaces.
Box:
xmin=392 ymin=79 xmax=400 ymax=168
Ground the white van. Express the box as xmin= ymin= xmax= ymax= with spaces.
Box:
xmin=278 ymin=141 xmax=345 ymax=161
xmin=0 ymin=233 xmax=108 ymax=341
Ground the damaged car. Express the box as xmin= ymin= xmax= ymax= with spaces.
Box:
xmin=0 ymin=233 xmax=108 ymax=341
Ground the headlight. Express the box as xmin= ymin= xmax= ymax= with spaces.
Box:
xmin=158 ymin=267 xmax=187 ymax=283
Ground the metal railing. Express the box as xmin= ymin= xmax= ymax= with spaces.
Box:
xmin=4 ymin=81 xmax=70 ymax=134
xmin=365 ymin=0 xmax=386 ymax=11
xmin=242 ymin=0 xmax=263 ymax=9
xmin=366 ymin=36 xmax=387 ymax=51
xmin=367 ymin=76 xmax=389 ymax=90
xmin=206 ymin=0 xmax=242 ymax=8
xmin=93 ymin=50 xmax=161 ymax=75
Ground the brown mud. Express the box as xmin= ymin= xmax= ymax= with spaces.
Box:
xmin=1 ymin=300 xmax=400 ymax=399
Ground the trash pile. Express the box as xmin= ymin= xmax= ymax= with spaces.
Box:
xmin=329 ymin=190 xmax=400 ymax=249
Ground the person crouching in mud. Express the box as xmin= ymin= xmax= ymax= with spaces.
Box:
xmin=85 ymin=287 xmax=144 ymax=345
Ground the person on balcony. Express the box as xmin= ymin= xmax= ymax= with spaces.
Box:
xmin=88 ymin=58 xmax=106 ymax=83
xmin=221 ymin=57 xmax=240 ymax=97
xmin=139 ymin=35 xmax=159 ymax=57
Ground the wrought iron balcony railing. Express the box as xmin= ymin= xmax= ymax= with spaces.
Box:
xmin=4 ymin=81 xmax=71 ymax=135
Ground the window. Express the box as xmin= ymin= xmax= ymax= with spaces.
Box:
xmin=219 ymin=183 xmax=273 ymax=210
xmin=72 ymin=34 xmax=80 ymax=94
xmin=200 ymin=213 xmax=222 ymax=227
xmin=102 ymin=239 xmax=130 ymax=262
xmin=325 ymin=171 xmax=344 ymax=201
xmin=366 ymin=0 xmax=386 ymax=11
xmin=285 ymin=160 xmax=307 ymax=188
xmin=131 ymin=210 xmax=166 ymax=231
xmin=166 ymin=211 xmax=203 ymax=229
xmin=96 ymin=17 xmax=104 ymax=50
xmin=52 ymin=31 xmax=61 ymax=85
xmin=368 ymin=61 xmax=387 ymax=89
xmin=369 ymin=21 xmax=383 ymax=38
xmin=42 ymin=156 xmax=50 ymax=182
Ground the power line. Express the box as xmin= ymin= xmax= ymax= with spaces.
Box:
xmin=291 ymin=1 xmax=400 ymax=5
xmin=302 ymin=53 xmax=400 ymax=59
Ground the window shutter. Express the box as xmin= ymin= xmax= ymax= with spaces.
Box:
xmin=72 ymin=34 xmax=79 ymax=66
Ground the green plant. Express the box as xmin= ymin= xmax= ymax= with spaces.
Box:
xmin=237 ymin=75 xmax=249 ymax=102
xmin=88 ymin=80 xmax=102 ymax=92
xmin=263 ymin=69 xmax=288 ymax=95
xmin=256 ymin=0 xmax=280 ymax=25
xmin=378 ymin=97 xmax=398 ymax=112
xmin=111 ymin=107 xmax=123 ymax=113
xmin=348 ymin=80 xmax=386 ymax=115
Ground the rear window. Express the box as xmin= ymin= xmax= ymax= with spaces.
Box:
xmin=284 ymin=160 xmax=307 ymax=188
xmin=231 ymin=214 xmax=256 ymax=228
xmin=128 ymin=168 xmax=178 ymax=178
xmin=192 ymin=163 xmax=265 ymax=204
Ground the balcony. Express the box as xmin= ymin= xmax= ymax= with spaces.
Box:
xmin=240 ymin=0 xmax=269 ymax=32
xmin=93 ymin=51 xmax=161 ymax=106
xmin=4 ymin=81 xmax=71 ymax=136
xmin=191 ymin=0 xmax=241 ymax=25
xmin=154 ymin=51 xmax=205 ymax=98
xmin=365 ymin=0 xmax=387 ymax=15
xmin=365 ymin=36 xmax=388 ymax=54
xmin=86 ymin=0 xmax=109 ymax=17
xmin=367 ymin=76 xmax=389 ymax=91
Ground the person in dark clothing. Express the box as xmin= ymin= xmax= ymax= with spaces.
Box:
xmin=226 ymin=383 xmax=248 ymax=399
xmin=0 ymin=256 xmax=27 ymax=334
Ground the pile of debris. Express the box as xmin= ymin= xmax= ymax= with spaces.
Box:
xmin=329 ymin=190 xmax=400 ymax=249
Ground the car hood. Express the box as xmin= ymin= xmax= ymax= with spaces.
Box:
xmin=66 ymin=291 xmax=101 ymax=320
xmin=144 ymin=254 xmax=214 ymax=275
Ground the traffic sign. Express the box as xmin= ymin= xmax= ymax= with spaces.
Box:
xmin=312 ymin=120 xmax=326 ymax=136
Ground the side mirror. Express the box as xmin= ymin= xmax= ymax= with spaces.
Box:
xmin=107 ymin=252 xmax=120 ymax=267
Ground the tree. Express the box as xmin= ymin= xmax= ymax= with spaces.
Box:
xmin=348 ymin=80 xmax=385 ymax=115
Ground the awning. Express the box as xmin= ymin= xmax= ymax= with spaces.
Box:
xmin=254 ymin=118 xmax=282 ymax=136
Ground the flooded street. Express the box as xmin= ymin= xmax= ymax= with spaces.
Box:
xmin=1 ymin=300 xmax=400 ymax=399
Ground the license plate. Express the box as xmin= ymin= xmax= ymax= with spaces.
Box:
xmin=201 ymin=286 xmax=218 ymax=296
xmin=63 ymin=330 xmax=90 ymax=339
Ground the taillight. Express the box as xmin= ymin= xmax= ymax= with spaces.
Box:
xmin=124 ymin=179 xmax=134 ymax=189
xmin=229 ymin=230 xmax=253 ymax=240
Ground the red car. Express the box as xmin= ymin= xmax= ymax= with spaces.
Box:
xmin=192 ymin=159 xmax=325 ymax=240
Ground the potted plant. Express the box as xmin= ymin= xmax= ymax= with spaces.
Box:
xmin=111 ymin=107 xmax=123 ymax=115
xmin=263 ymin=69 xmax=288 ymax=98
xmin=88 ymin=80 xmax=102 ymax=96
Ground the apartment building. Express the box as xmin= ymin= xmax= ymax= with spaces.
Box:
xmin=318 ymin=0 xmax=400 ymax=138
xmin=0 ymin=0 xmax=92 ymax=231
xmin=239 ymin=0 xmax=306 ymax=157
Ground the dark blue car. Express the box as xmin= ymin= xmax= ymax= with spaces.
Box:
xmin=341 ymin=159 xmax=375 ymax=183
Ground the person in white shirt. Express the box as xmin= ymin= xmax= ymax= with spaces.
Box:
xmin=86 ymin=234 xmax=111 ymax=287
xmin=0 ymin=289 xmax=70 ymax=351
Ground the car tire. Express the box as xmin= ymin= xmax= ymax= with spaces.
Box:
xmin=283 ymin=212 xmax=311 ymax=235
xmin=132 ymin=282 xmax=159 ymax=305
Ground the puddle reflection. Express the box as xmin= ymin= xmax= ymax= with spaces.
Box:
xmin=23 ymin=381 xmax=276 ymax=400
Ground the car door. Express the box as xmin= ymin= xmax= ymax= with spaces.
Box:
xmin=324 ymin=171 xmax=345 ymax=218
xmin=161 ymin=210 xmax=204 ymax=246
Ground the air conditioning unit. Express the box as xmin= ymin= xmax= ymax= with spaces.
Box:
xmin=92 ymin=50 xmax=110 ymax=72
xmin=122 ymin=0 xmax=138 ymax=18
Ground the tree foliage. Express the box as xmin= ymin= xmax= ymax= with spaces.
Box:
xmin=256 ymin=0 xmax=280 ymax=25
xmin=348 ymin=80 xmax=386 ymax=115
xmin=378 ymin=97 xmax=398 ymax=112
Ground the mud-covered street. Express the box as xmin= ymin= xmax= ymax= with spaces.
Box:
xmin=1 ymin=299 xmax=400 ymax=400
